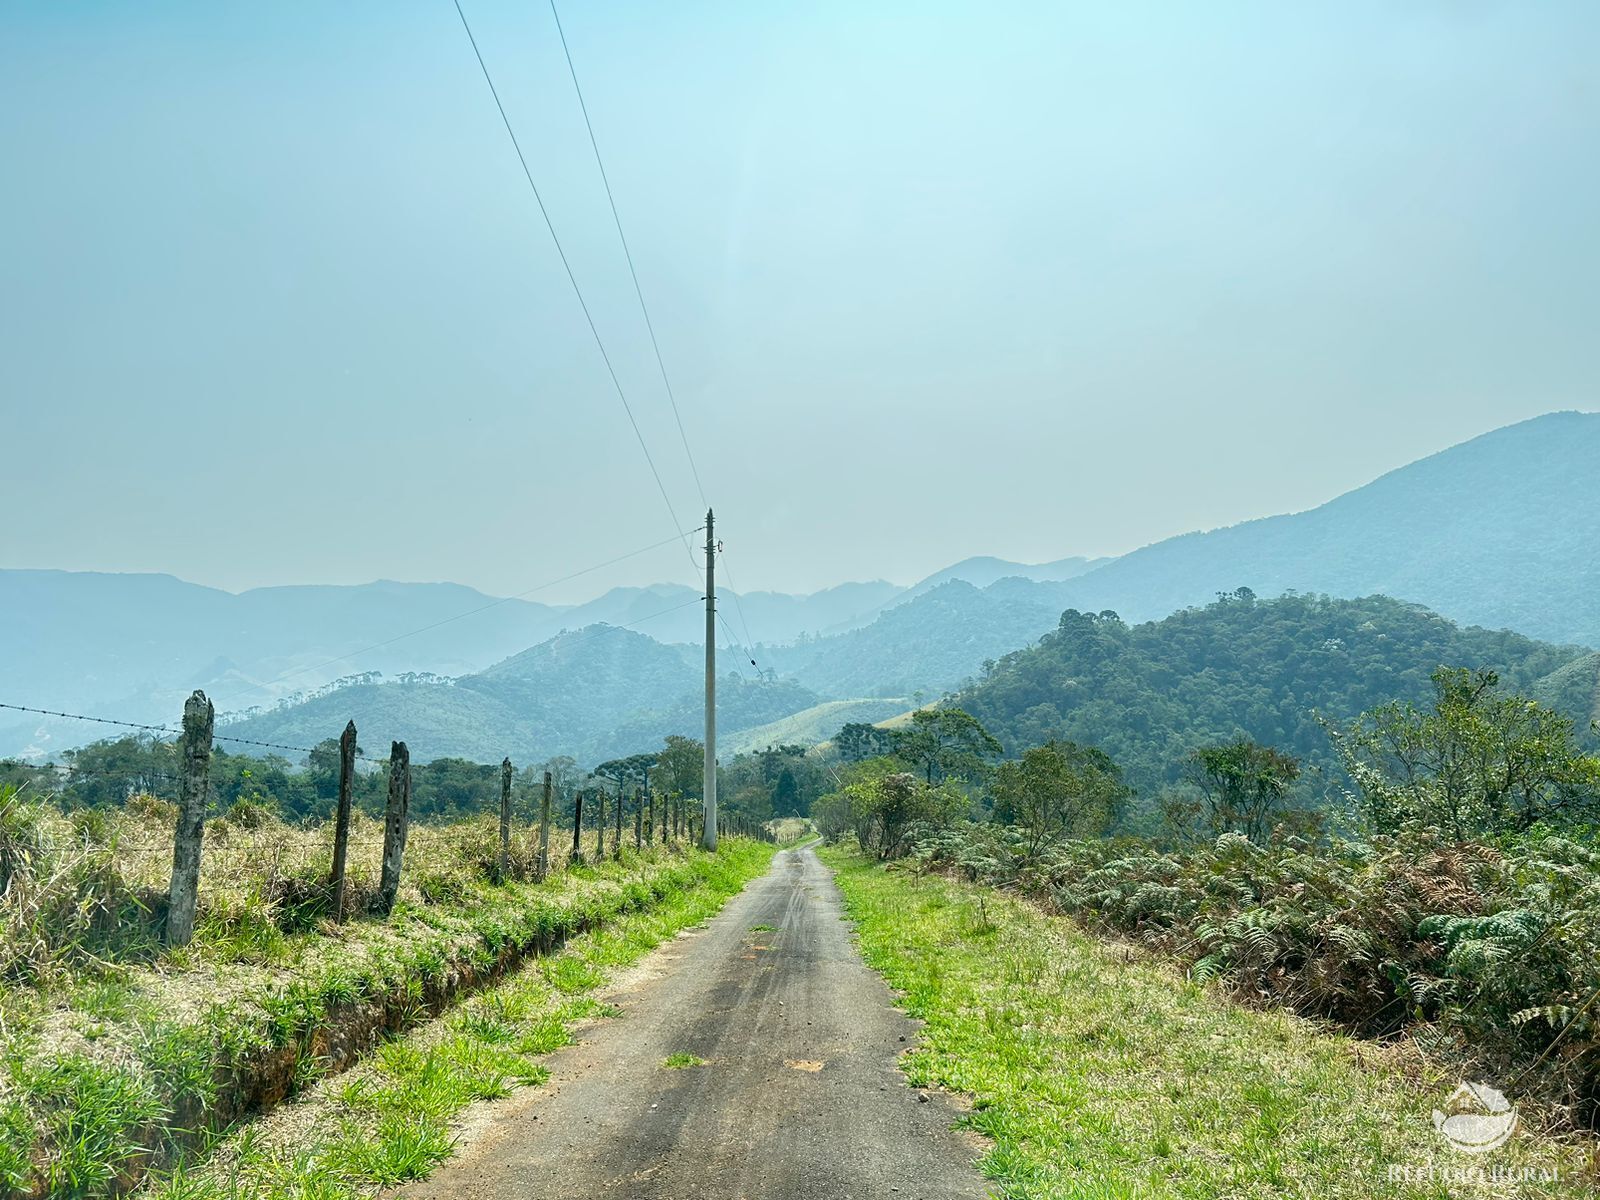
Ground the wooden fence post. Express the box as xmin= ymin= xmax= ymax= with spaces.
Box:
xmin=662 ymin=791 xmax=669 ymax=844
xmin=539 ymin=770 xmax=552 ymax=879
xmin=499 ymin=757 xmax=512 ymax=881
xmin=633 ymin=788 xmax=643 ymax=851
xmin=571 ymin=790 xmax=585 ymax=862
xmin=378 ymin=741 xmax=411 ymax=914
xmin=331 ymin=720 xmax=357 ymax=921
xmin=594 ymin=788 xmax=606 ymax=860
xmin=613 ymin=783 xmax=623 ymax=858
xmin=166 ymin=690 xmax=214 ymax=947
xmin=645 ymin=788 xmax=655 ymax=847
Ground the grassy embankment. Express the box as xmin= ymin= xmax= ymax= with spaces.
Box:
xmin=0 ymin=787 xmax=772 ymax=1199
xmin=823 ymin=846 xmax=1596 ymax=1200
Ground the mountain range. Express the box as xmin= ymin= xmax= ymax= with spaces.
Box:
xmin=4 ymin=411 xmax=1596 ymax=765
xmin=1038 ymin=411 xmax=1600 ymax=646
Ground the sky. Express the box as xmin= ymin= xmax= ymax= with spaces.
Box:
xmin=3 ymin=1 xmax=1597 ymax=606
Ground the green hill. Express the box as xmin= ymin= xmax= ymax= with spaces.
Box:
xmin=719 ymin=698 xmax=912 ymax=758
xmin=1046 ymin=412 xmax=1600 ymax=647
xmin=951 ymin=592 xmax=1600 ymax=814
xmin=225 ymin=625 xmax=823 ymax=766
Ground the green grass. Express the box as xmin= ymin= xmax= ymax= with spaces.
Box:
xmin=823 ymin=847 xmax=1596 ymax=1200
xmin=136 ymin=840 xmax=773 ymax=1199
xmin=663 ymin=1053 xmax=708 ymax=1069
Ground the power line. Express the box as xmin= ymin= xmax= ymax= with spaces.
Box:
xmin=547 ymin=0 xmax=708 ymax=512
xmin=714 ymin=543 xmax=761 ymax=664
xmin=714 ymin=611 xmax=758 ymax=678
xmin=2 ymin=598 xmax=705 ymax=766
xmin=535 ymin=595 xmax=706 ymax=655
xmin=450 ymin=0 xmax=699 ymax=574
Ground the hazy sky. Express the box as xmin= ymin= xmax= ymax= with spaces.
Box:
xmin=3 ymin=1 xmax=1597 ymax=607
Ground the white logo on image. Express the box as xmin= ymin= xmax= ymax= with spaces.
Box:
xmin=1432 ymin=1082 xmax=1518 ymax=1154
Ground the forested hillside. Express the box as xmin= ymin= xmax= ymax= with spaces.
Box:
xmin=779 ymin=579 xmax=1073 ymax=698
xmin=1045 ymin=412 xmax=1600 ymax=646
xmin=224 ymin=626 xmax=822 ymax=764
xmin=952 ymin=591 xmax=1600 ymax=803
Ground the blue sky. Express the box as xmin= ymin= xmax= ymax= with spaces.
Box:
xmin=3 ymin=1 xmax=1596 ymax=603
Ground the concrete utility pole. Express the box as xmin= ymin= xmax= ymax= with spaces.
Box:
xmin=703 ymin=508 xmax=717 ymax=851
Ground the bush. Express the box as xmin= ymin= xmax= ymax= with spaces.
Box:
xmin=911 ymin=822 xmax=1600 ymax=1125
xmin=815 ymin=761 xmax=968 ymax=859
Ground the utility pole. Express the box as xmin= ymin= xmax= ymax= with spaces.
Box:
xmin=703 ymin=508 xmax=717 ymax=850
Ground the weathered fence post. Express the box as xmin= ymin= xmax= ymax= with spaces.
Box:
xmin=166 ymin=690 xmax=214 ymax=947
xmin=594 ymin=788 xmax=606 ymax=860
xmin=662 ymin=791 xmax=670 ymax=844
xmin=571 ymin=789 xmax=585 ymax=862
xmin=645 ymin=788 xmax=655 ymax=847
xmin=613 ymin=783 xmax=623 ymax=858
xmin=499 ymin=757 xmax=513 ymax=881
xmin=539 ymin=770 xmax=552 ymax=879
xmin=331 ymin=720 xmax=357 ymax=921
xmin=378 ymin=741 xmax=411 ymax=914
xmin=633 ymin=788 xmax=643 ymax=851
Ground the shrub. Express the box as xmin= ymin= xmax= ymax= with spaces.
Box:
xmin=911 ymin=822 xmax=1600 ymax=1124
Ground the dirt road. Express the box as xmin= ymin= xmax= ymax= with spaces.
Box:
xmin=399 ymin=843 xmax=988 ymax=1199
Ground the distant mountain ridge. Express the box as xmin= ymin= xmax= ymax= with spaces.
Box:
xmin=219 ymin=625 xmax=825 ymax=766
xmin=0 ymin=555 xmax=1094 ymax=758
xmin=1043 ymin=411 xmax=1600 ymax=647
xmin=6 ymin=411 xmax=1598 ymax=766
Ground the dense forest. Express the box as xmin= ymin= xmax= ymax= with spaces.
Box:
xmin=950 ymin=591 xmax=1598 ymax=819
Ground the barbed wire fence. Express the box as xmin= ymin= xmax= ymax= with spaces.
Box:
xmin=1 ymin=693 xmax=772 ymax=948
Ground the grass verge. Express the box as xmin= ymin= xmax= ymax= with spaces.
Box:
xmin=136 ymin=838 xmax=772 ymax=1199
xmin=822 ymin=846 xmax=1597 ymax=1200
xmin=2 ymin=836 xmax=771 ymax=1200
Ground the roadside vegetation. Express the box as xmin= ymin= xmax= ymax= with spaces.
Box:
xmin=0 ymin=784 xmax=770 ymax=1198
xmin=811 ymin=626 xmax=1600 ymax=1168
xmin=827 ymin=848 xmax=1593 ymax=1198
xmin=138 ymin=842 xmax=768 ymax=1200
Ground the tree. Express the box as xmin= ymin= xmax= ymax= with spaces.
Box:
xmin=1186 ymin=739 xmax=1301 ymax=843
xmin=836 ymin=722 xmax=895 ymax=763
xmin=307 ymin=738 xmax=344 ymax=801
xmin=593 ymin=752 xmax=657 ymax=802
xmin=892 ymin=709 xmax=1002 ymax=785
xmin=655 ymin=735 xmax=703 ymax=799
xmin=1327 ymin=667 xmax=1600 ymax=838
xmin=729 ymin=782 xmax=774 ymax=823
xmin=991 ymin=740 xmax=1129 ymax=855
xmin=772 ymin=768 xmax=801 ymax=817
xmin=823 ymin=759 xmax=967 ymax=859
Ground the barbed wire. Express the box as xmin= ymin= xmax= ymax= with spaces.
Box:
xmin=0 ymin=702 xmax=325 ymax=757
